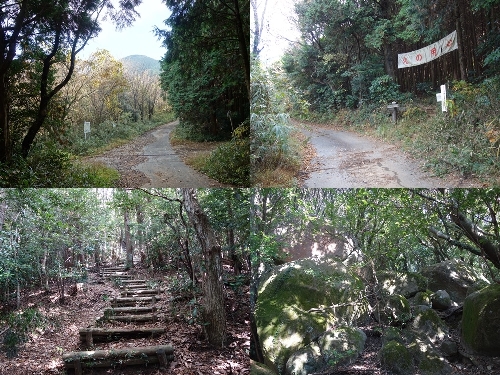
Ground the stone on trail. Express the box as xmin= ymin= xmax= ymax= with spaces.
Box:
xmin=379 ymin=340 xmax=413 ymax=375
xmin=255 ymin=257 xmax=369 ymax=373
xmin=373 ymin=294 xmax=412 ymax=325
xmin=431 ymin=290 xmax=452 ymax=310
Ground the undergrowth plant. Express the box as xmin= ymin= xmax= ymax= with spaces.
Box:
xmin=1 ymin=308 xmax=47 ymax=358
xmin=251 ymin=60 xmax=301 ymax=186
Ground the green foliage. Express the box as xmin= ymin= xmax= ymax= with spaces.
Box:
xmin=0 ymin=143 xmax=119 ymax=187
xmin=251 ymin=61 xmax=300 ymax=179
xmin=369 ymin=75 xmax=407 ymax=103
xmin=200 ymin=124 xmax=250 ymax=186
xmin=158 ymin=0 xmax=249 ymax=141
xmin=2 ymin=308 xmax=47 ymax=358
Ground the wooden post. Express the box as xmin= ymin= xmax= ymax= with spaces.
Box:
xmin=74 ymin=358 xmax=82 ymax=375
xmin=85 ymin=331 xmax=93 ymax=347
xmin=156 ymin=348 xmax=168 ymax=368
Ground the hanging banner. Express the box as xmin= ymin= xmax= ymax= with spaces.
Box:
xmin=398 ymin=30 xmax=458 ymax=69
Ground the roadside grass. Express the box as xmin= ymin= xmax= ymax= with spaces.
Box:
xmin=251 ymin=129 xmax=307 ymax=187
xmin=0 ymin=145 xmax=120 ymax=187
xmin=66 ymin=112 xmax=177 ymax=156
xmin=0 ymin=112 xmax=175 ymax=187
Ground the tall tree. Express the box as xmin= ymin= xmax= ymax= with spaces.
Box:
xmin=158 ymin=0 xmax=249 ymax=138
xmin=0 ymin=0 xmax=142 ymax=162
xmin=181 ymin=188 xmax=227 ymax=348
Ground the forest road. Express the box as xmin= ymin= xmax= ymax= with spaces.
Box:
xmin=299 ymin=122 xmax=480 ymax=188
xmin=84 ymin=120 xmax=224 ymax=188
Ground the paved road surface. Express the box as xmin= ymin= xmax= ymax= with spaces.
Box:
xmin=85 ymin=121 xmax=224 ymax=187
xmin=300 ymin=123 xmax=479 ymax=188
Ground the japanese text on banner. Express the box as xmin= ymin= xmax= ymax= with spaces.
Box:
xmin=398 ymin=31 xmax=458 ymax=69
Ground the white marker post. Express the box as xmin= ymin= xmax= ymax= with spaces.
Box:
xmin=84 ymin=121 xmax=91 ymax=140
xmin=436 ymin=85 xmax=447 ymax=112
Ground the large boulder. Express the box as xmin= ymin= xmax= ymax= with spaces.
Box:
xmin=411 ymin=309 xmax=448 ymax=343
xmin=421 ymin=259 xmax=484 ymax=303
xmin=377 ymin=271 xmax=428 ymax=298
xmin=251 ymin=360 xmax=277 ymax=375
xmin=374 ymin=294 xmax=412 ymax=325
xmin=285 ymin=327 xmax=366 ymax=375
xmin=379 ymin=340 xmax=413 ymax=374
xmin=255 ymin=258 xmax=370 ymax=374
xmin=462 ymin=283 xmax=500 ymax=356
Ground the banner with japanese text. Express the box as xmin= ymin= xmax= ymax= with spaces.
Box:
xmin=398 ymin=31 xmax=458 ymax=69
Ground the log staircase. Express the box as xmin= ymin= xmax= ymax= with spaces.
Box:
xmin=62 ymin=265 xmax=173 ymax=374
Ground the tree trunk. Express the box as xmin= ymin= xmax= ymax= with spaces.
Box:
xmin=182 ymin=188 xmax=227 ymax=348
xmin=123 ymin=208 xmax=134 ymax=269
xmin=0 ymin=78 xmax=11 ymax=162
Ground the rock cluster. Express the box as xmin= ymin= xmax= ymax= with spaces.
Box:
xmin=253 ymin=258 xmax=499 ymax=375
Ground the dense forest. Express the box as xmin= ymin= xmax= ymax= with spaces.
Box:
xmin=0 ymin=188 xmax=250 ymax=373
xmin=251 ymin=0 xmax=500 ymax=186
xmin=250 ymin=188 xmax=500 ymax=374
xmin=157 ymin=0 xmax=251 ymax=186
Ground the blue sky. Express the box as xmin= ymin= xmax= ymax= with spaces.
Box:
xmin=82 ymin=0 xmax=170 ymax=61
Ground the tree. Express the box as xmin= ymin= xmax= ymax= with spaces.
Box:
xmin=181 ymin=188 xmax=227 ymax=348
xmin=0 ymin=0 xmax=143 ymax=162
xmin=158 ymin=0 xmax=249 ymax=138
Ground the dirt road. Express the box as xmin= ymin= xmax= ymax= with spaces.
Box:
xmin=300 ymin=123 xmax=480 ymax=188
xmin=85 ymin=121 xmax=224 ymax=187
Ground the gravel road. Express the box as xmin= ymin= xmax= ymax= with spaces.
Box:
xmin=85 ymin=120 xmax=224 ymax=188
xmin=300 ymin=123 xmax=481 ymax=188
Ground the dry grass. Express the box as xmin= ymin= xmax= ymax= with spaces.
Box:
xmin=252 ymin=130 xmax=308 ymax=187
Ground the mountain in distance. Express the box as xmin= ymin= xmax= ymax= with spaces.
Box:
xmin=120 ymin=55 xmax=161 ymax=75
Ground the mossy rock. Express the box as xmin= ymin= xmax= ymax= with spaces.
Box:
xmin=374 ymin=294 xmax=412 ymax=325
xmin=285 ymin=327 xmax=366 ymax=375
xmin=381 ymin=326 xmax=411 ymax=346
xmin=251 ymin=360 xmax=278 ymax=375
xmin=412 ymin=309 xmax=448 ymax=342
xmin=379 ymin=340 xmax=413 ymax=374
xmin=462 ymin=283 xmax=500 ymax=356
xmin=378 ymin=271 xmax=428 ymax=298
xmin=255 ymin=258 xmax=369 ymax=374
xmin=466 ymin=280 xmax=490 ymax=296
xmin=408 ymin=338 xmax=452 ymax=375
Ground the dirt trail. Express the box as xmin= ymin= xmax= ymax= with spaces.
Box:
xmin=85 ymin=120 xmax=224 ymax=188
xmin=299 ymin=122 xmax=482 ymax=188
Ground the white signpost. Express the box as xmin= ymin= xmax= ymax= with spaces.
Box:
xmin=84 ymin=121 xmax=91 ymax=140
xmin=436 ymin=84 xmax=447 ymax=112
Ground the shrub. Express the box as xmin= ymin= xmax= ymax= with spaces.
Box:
xmin=201 ymin=123 xmax=250 ymax=186
xmin=1 ymin=308 xmax=46 ymax=358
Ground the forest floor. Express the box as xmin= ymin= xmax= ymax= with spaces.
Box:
xmin=83 ymin=121 xmax=225 ymax=188
xmin=0 ymin=265 xmax=250 ymax=375
xmin=296 ymin=121 xmax=485 ymax=188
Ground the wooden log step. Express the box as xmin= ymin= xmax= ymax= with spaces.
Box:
xmin=120 ymin=289 xmax=161 ymax=296
xmin=79 ymin=327 xmax=165 ymax=345
xmin=104 ymin=306 xmax=157 ymax=315
xmin=121 ymin=279 xmax=147 ymax=283
xmin=111 ymin=296 xmax=160 ymax=307
xmin=63 ymin=344 xmax=173 ymax=373
xmin=106 ymin=274 xmax=132 ymax=279
xmin=105 ymin=313 xmax=157 ymax=323
xmin=120 ymin=284 xmax=148 ymax=289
